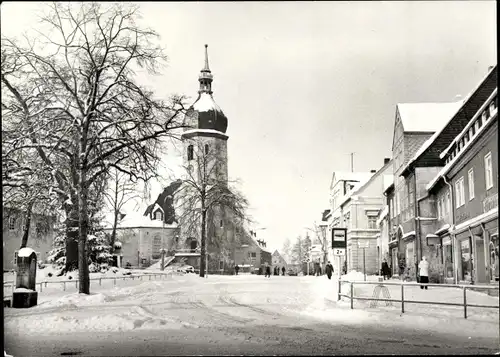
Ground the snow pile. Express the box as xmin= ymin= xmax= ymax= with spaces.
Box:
xmin=341 ymin=270 xmax=380 ymax=281
xmin=5 ymin=313 xmax=135 ymax=334
xmin=14 ymin=288 xmax=35 ymax=293
xmin=36 ymin=293 xmax=109 ymax=308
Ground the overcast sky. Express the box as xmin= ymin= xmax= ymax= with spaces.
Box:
xmin=1 ymin=1 xmax=497 ymax=253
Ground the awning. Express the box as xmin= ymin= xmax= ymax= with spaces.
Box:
xmin=435 ymin=224 xmax=450 ymax=236
xmin=426 ymin=234 xmax=440 ymax=246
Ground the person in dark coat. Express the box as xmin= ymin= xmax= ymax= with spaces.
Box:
xmin=264 ymin=263 xmax=271 ymax=278
xmin=235 ymin=265 xmax=239 ymax=275
xmin=381 ymin=259 xmax=390 ymax=280
xmin=325 ymin=261 xmax=334 ymax=280
xmin=282 ymin=266 xmax=286 ymax=276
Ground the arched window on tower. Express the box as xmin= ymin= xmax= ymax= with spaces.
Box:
xmin=205 ymin=144 xmax=209 ymax=155
xmin=187 ymin=145 xmax=194 ymax=161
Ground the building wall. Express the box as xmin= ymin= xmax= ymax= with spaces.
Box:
xmin=450 ymin=123 xmax=498 ymax=227
xmin=3 ymin=209 xmax=55 ymax=271
xmin=107 ymin=226 xmax=179 ymax=268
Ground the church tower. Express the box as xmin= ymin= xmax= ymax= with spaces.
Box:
xmin=180 ymin=45 xmax=234 ymax=271
xmin=182 ymin=44 xmax=229 ymax=183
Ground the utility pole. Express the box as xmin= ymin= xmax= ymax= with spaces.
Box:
xmin=350 ymin=152 xmax=355 ymax=172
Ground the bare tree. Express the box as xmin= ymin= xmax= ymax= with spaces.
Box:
xmin=174 ymin=139 xmax=250 ymax=278
xmin=102 ymin=168 xmax=140 ymax=254
xmin=281 ymin=237 xmax=292 ymax=264
xmin=1 ymin=2 xmax=187 ymax=294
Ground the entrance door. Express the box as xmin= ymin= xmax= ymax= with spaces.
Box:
xmin=489 ymin=234 xmax=499 ymax=282
xmin=475 ymin=237 xmax=487 ymax=283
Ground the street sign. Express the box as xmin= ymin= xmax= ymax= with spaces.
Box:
xmin=333 ymin=248 xmax=345 ymax=256
xmin=331 ymin=228 xmax=347 ymax=249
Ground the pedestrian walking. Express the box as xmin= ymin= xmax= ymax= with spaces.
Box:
xmin=235 ymin=265 xmax=239 ymax=275
xmin=418 ymin=256 xmax=429 ymax=289
xmin=265 ymin=263 xmax=271 ymax=278
xmin=381 ymin=259 xmax=390 ymax=280
xmin=315 ymin=261 xmax=320 ymax=276
xmin=325 ymin=261 xmax=334 ymax=280
xmin=282 ymin=266 xmax=286 ymax=276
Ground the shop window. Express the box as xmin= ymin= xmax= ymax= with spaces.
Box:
xmin=489 ymin=235 xmax=499 ymax=282
xmin=460 ymin=239 xmax=472 ymax=282
xmin=443 ymin=243 xmax=454 ymax=279
xmin=484 ymin=152 xmax=493 ymax=190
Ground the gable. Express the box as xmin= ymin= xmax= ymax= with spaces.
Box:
xmin=391 ymin=109 xmax=403 ymax=153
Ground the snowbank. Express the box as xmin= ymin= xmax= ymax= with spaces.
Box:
xmin=18 ymin=247 xmax=36 ymax=258
xmin=14 ymin=288 xmax=35 ymax=293
xmin=36 ymin=293 xmax=109 ymax=308
xmin=341 ymin=270 xmax=380 ymax=281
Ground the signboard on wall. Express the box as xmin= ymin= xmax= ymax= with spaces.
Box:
xmin=331 ymin=228 xmax=347 ymax=249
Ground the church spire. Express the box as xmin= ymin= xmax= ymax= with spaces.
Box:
xmin=198 ymin=44 xmax=213 ymax=94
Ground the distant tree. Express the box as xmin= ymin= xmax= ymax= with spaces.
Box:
xmin=290 ymin=236 xmax=304 ymax=264
xmin=281 ymin=237 xmax=292 ymax=263
xmin=103 ymin=168 xmax=140 ymax=254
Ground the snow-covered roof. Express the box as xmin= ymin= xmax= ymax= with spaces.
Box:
xmin=383 ymin=175 xmax=394 ymax=193
xmin=104 ymin=211 xmax=178 ymax=229
xmin=18 ymin=247 xmax=36 ymax=258
xmin=435 ymin=224 xmax=451 ymax=235
xmin=402 ymin=231 xmax=416 ymax=239
xmin=192 ymin=92 xmax=223 ymax=112
xmin=331 ymin=171 xmax=374 ymax=188
xmin=440 ymin=89 xmax=498 ymax=160
xmin=397 ymin=101 xmax=463 ymax=133
xmin=181 ymin=128 xmax=228 ymax=138
xmin=426 ymin=111 xmax=497 ymax=192
xmin=338 ymin=176 xmax=373 ymax=208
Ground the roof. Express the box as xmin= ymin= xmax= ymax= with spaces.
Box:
xmin=401 ymin=65 xmax=497 ymax=176
xmin=330 ymin=171 xmax=374 ymax=189
xmin=104 ymin=211 xmax=178 ymax=229
xmin=189 ymin=92 xmax=228 ymax=133
xmin=383 ymin=174 xmax=394 ymax=193
xmin=397 ymin=101 xmax=464 ymax=133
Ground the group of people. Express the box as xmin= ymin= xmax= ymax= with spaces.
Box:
xmin=381 ymin=256 xmax=430 ymax=289
xmin=234 ymin=264 xmax=286 ymax=277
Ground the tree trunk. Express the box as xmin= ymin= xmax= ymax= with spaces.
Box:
xmin=78 ymin=175 xmax=90 ymax=294
xmin=200 ymin=207 xmax=206 ymax=278
xmin=109 ymin=209 xmax=119 ymax=255
xmin=65 ymin=206 xmax=79 ymax=271
xmin=20 ymin=201 xmax=34 ymax=249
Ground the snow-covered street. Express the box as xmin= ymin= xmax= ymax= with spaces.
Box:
xmin=4 ymin=273 xmax=499 ymax=356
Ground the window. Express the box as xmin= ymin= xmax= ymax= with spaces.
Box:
xmin=455 ymin=177 xmax=465 ymax=208
xmin=9 ymin=217 xmax=16 ymax=231
xmin=152 ymin=235 xmax=162 ymax=259
xmin=437 ymin=198 xmax=442 ymax=219
xmin=36 ymin=222 xmax=43 ymax=237
xmin=155 ymin=211 xmax=162 ymax=221
xmin=368 ymin=216 xmax=377 ymax=229
xmin=205 ymin=144 xmax=209 ymax=155
xmin=444 ymin=191 xmax=450 ymax=219
xmin=468 ymin=168 xmax=475 ymax=200
xmin=460 ymin=239 xmax=472 ymax=282
xmin=251 ymin=252 xmax=256 ymax=258
xmin=187 ymin=145 xmax=194 ymax=161
xmin=485 ymin=152 xmax=493 ymax=190
xmin=482 ymin=111 xmax=487 ymax=123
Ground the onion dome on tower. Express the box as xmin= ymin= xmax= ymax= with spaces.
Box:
xmin=187 ymin=44 xmax=228 ymax=134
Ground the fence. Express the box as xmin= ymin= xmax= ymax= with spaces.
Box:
xmin=3 ymin=271 xmax=177 ymax=301
xmin=338 ymin=280 xmax=499 ymax=319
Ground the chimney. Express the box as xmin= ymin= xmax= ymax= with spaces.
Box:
xmin=454 ymin=94 xmax=462 ymax=101
xmin=370 ymin=169 xmax=376 ymax=173
xmin=384 ymin=158 xmax=390 ymax=165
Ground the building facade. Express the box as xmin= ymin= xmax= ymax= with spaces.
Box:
xmin=339 ymin=159 xmax=393 ymax=274
xmin=3 ymin=208 xmax=56 ymax=270
xmin=400 ymin=65 xmax=497 ymax=284
xmin=234 ymin=233 xmax=272 ymax=274
xmin=272 ymin=250 xmax=288 ymax=271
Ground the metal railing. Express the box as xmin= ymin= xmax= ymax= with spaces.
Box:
xmin=3 ymin=271 xmax=177 ymax=299
xmin=338 ymin=280 xmax=499 ymax=319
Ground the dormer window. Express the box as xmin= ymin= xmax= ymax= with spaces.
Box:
xmin=489 ymin=100 xmax=496 ymax=116
xmin=482 ymin=111 xmax=487 ymax=123
xmin=187 ymin=145 xmax=194 ymax=161
xmin=155 ymin=211 xmax=163 ymax=221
